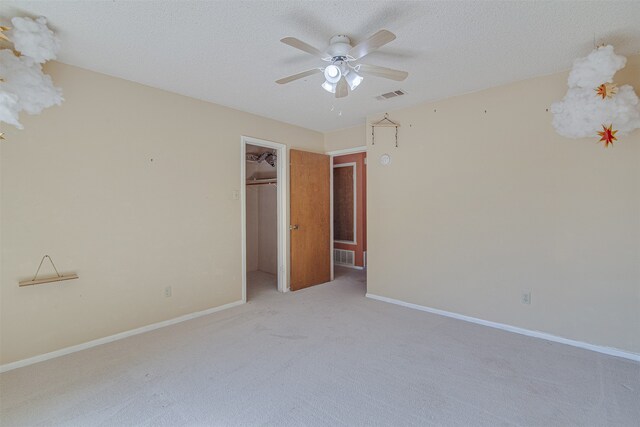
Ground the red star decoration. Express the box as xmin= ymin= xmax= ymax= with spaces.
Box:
xmin=597 ymin=124 xmax=618 ymax=147
xmin=595 ymin=82 xmax=618 ymax=100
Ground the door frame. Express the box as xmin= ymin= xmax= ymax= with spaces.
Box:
xmin=241 ymin=136 xmax=288 ymax=301
xmin=327 ymin=146 xmax=367 ymax=280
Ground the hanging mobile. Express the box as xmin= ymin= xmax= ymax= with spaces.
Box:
xmin=19 ymin=255 xmax=79 ymax=287
xmin=371 ymin=113 xmax=400 ymax=147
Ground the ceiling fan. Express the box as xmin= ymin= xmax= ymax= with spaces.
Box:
xmin=276 ymin=29 xmax=408 ymax=98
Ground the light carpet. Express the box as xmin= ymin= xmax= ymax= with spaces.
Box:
xmin=1 ymin=268 xmax=638 ymax=426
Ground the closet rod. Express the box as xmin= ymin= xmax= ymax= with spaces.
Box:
xmin=247 ymin=179 xmax=278 ymax=185
xmin=246 ymin=178 xmax=277 ymax=186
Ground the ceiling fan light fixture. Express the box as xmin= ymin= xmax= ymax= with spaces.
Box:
xmin=277 ymin=30 xmax=408 ymax=99
xmin=324 ymin=64 xmax=342 ymax=84
xmin=321 ymin=80 xmax=337 ymax=93
xmin=345 ymin=71 xmax=364 ymax=91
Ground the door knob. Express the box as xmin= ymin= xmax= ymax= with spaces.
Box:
xmin=289 ymin=224 xmax=299 ymax=230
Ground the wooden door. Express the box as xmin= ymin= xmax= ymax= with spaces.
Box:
xmin=290 ymin=149 xmax=331 ymax=291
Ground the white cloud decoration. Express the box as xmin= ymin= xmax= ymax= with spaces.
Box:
xmin=0 ymin=17 xmax=63 ymax=130
xmin=11 ymin=16 xmax=60 ymax=64
xmin=551 ymin=45 xmax=640 ymax=140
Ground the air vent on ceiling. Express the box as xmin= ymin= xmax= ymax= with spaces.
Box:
xmin=376 ymin=90 xmax=406 ymax=101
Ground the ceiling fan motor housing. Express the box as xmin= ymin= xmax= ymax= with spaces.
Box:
xmin=327 ymin=35 xmax=352 ymax=60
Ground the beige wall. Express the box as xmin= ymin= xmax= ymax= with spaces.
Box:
xmin=364 ymin=56 xmax=640 ymax=354
xmin=2 ymin=56 xmax=639 ymax=365
xmin=324 ymin=125 xmax=366 ymax=152
xmin=0 ymin=62 xmax=323 ymax=364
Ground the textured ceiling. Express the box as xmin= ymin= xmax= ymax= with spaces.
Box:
xmin=1 ymin=1 xmax=640 ymax=132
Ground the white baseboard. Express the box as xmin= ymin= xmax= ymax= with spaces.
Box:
xmin=336 ymin=263 xmax=365 ymax=270
xmin=365 ymin=293 xmax=640 ymax=362
xmin=0 ymin=300 xmax=245 ymax=373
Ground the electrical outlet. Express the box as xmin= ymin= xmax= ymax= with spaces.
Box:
xmin=232 ymin=190 xmax=240 ymax=200
xmin=521 ymin=292 xmax=531 ymax=305
xmin=164 ymin=286 xmax=172 ymax=298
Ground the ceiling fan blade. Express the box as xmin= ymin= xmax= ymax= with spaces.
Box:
xmin=335 ymin=77 xmax=348 ymax=98
xmin=280 ymin=37 xmax=326 ymax=59
xmin=276 ymin=68 xmax=322 ymax=84
xmin=357 ymin=63 xmax=408 ymax=81
xmin=349 ymin=29 xmax=396 ymax=60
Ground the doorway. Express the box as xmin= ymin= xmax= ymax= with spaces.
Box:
xmin=241 ymin=137 xmax=287 ymax=301
xmin=329 ymin=147 xmax=367 ymax=280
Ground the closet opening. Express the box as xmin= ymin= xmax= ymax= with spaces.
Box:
xmin=241 ymin=137 xmax=288 ymax=301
